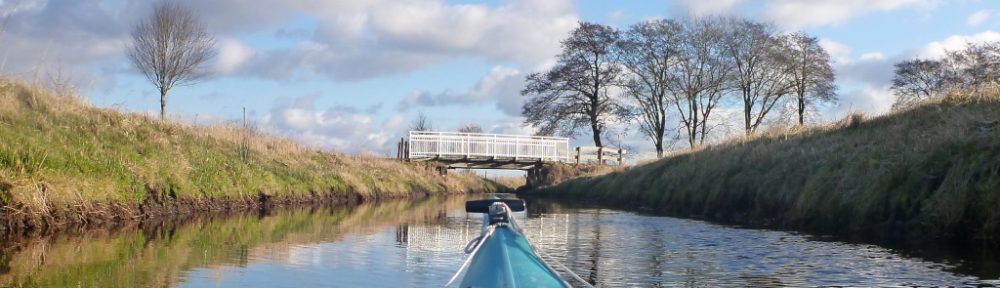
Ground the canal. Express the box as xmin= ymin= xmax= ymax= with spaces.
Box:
xmin=1 ymin=195 xmax=997 ymax=287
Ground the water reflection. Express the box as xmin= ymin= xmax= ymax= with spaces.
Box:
xmin=521 ymin=198 xmax=999 ymax=287
xmin=0 ymin=196 xmax=997 ymax=287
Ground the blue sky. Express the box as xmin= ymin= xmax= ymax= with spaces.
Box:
xmin=1 ymin=0 xmax=998 ymax=159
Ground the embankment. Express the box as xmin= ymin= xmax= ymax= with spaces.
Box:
xmin=0 ymin=80 xmax=503 ymax=236
xmin=531 ymin=94 xmax=1000 ymax=247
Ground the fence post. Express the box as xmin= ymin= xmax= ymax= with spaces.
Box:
xmin=397 ymin=137 xmax=403 ymax=160
xmin=617 ymin=148 xmax=623 ymax=166
xmin=575 ymin=147 xmax=580 ymax=165
xmin=597 ymin=147 xmax=603 ymax=165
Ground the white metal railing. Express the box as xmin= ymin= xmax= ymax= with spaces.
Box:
xmin=407 ymin=131 xmax=570 ymax=163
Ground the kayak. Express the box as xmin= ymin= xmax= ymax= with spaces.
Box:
xmin=447 ymin=199 xmax=573 ymax=288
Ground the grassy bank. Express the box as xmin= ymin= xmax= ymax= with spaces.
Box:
xmin=0 ymin=80 xmax=502 ymax=232
xmin=533 ymin=93 xmax=1000 ymax=246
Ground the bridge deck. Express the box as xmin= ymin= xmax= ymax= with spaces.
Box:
xmin=407 ymin=131 xmax=570 ymax=169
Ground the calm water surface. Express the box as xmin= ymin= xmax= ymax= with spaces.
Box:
xmin=1 ymin=196 xmax=998 ymax=287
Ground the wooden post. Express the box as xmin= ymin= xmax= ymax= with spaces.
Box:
xmin=597 ymin=147 xmax=603 ymax=165
xmin=404 ymin=140 xmax=409 ymax=161
xmin=617 ymin=148 xmax=623 ymax=166
xmin=574 ymin=147 xmax=581 ymax=165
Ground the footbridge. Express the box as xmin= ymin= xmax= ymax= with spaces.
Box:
xmin=396 ymin=131 xmax=625 ymax=171
xmin=399 ymin=131 xmax=571 ymax=170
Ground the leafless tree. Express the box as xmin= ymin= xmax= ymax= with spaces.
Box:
xmin=946 ymin=41 xmax=1000 ymax=93
xmin=783 ymin=32 xmax=836 ymax=126
xmin=128 ymin=2 xmax=216 ymax=120
xmin=890 ymin=59 xmax=948 ymax=108
xmin=458 ymin=122 xmax=483 ymax=133
xmin=616 ymin=19 xmax=682 ymax=158
xmin=721 ymin=18 xmax=794 ymax=135
xmin=669 ymin=18 xmax=733 ymax=148
xmin=892 ymin=41 xmax=1000 ymax=108
xmin=410 ymin=112 xmax=433 ymax=131
xmin=522 ymin=22 xmax=625 ymax=147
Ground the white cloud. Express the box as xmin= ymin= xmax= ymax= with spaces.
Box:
xmin=859 ymin=52 xmax=885 ymax=61
xmin=834 ymin=85 xmax=895 ymax=116
xmin=819 ymin=38 xmax=852 ymax=64
xmin=967 ymin=10 xmax=992 ymax=27
xmin=262 ymin=94 xmax=393 ymax=153
xmin=0 ymin=0 xmax=578 ymax=83
xmin=397 ymin=66 xmax=525 ymax=116
xmin=680 ymin=0 xmax=743 ymax=16
xmin=914 ymin=30 xmax=1000 ymax=59
xmin=0 ymin=0 xmax=141 ymax=88
xmin=763 ymin=0 xmax=937 ymax=28
xmin=237 ymin=0 xmax=579 ymax=81
xmin=212 ymin=38 xmax=254 ymax=75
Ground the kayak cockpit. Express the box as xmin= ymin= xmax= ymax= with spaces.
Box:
xmin=447 ymin=198 xmax=573 ymax=288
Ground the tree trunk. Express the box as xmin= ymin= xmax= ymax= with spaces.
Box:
xmin=797 ymin=93 xmax=805 ymax=126
xmin=590 ymin=122 xmax=603 ymax=147
xmin=744 ymin=99 xmax=752 ymax=136
xmin=160 ymin=87 xmax=168 ymax=120
xmin=655 ymin=142 xmax=663 ymax=158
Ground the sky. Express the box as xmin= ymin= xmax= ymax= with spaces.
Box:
xmin=1 ymin=0 xmax=999 ymax=160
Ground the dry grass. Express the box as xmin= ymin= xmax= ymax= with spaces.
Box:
xmin=0 ymin=80 xmax=499 ymax=217
xmin=538 ymin=89 xmax=1000 ymax=245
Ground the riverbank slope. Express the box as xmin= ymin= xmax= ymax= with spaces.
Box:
xmin=0 ymin=80 xmax=502 ymax=234
xmin=532 ymin=93 xmax=1000 ymax=246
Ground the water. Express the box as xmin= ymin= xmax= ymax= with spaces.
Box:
xmin=1 ymin=196 xmax=997 ymax=287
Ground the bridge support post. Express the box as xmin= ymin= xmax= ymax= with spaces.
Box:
xmin=525 ymin=164 xmax=543 ymax=188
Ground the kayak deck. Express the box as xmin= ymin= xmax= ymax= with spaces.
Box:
xmin=459 ymin=225 xmax=568 ymax=288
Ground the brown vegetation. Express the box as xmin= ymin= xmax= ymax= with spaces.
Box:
xmin=0 ymin=80 xmax=502 ymax=236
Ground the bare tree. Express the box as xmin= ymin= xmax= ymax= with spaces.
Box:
xmin=128 ymin=2 xmax=216 ymax=120
xmin=522 ymin=22 xmax=624 ymax=147
xmin=458 ymin=122 xmax=483 ymax=133
xmin=669 ymin=18 xmax=733 ymax=148
xmin=410 ymin=112 xmax=433 ymax=131
xmin=721 ymin=18 xmax=794 ymax=135
xmin=892 ymin=41 xmax=1000 ymax=108
xmin=890 ymin=59 xmax=947 ymax=108
xmin=784 ymin=32 xmax=836 ymax=126
xmin=616 ymin=19 xmax=682 ymax=158
xmin=947 ymin=41 xmax=1000 ymax=93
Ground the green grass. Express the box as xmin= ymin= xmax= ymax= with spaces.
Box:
xmin=0 ymin=80 xmax=501 ymax=217
xmin=536 ymin=92 xmax=1000 ymax=245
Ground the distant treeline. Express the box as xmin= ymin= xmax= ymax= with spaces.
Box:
xmin=521 ymin=17 xmax=836 ymax=158
xmin=891 ymin=41 xmax=1000 ymax=108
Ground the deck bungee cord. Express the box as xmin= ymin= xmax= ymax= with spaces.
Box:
xmin=446 ymin=225 xmax=496 ymax=287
